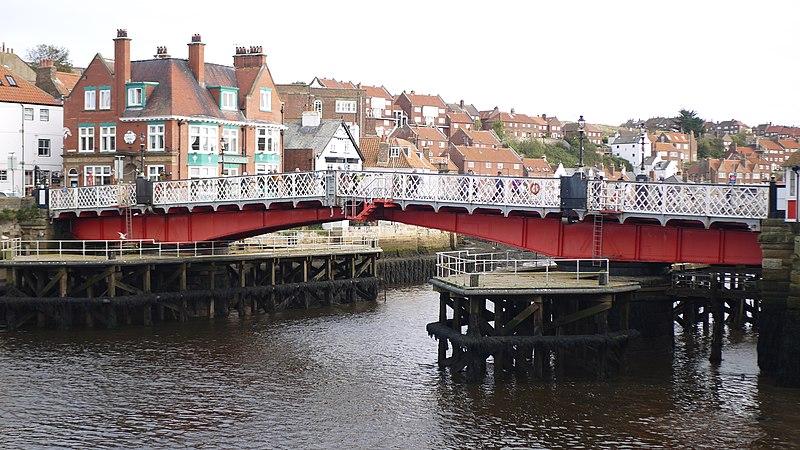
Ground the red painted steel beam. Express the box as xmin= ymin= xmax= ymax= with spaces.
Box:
xmin=377 ymin=206 xmax=761 ymax=265
xmin=62 ymin=201 xmax=761 ymax=265
xmin=67 ymin=205 xmax=345 ymax=242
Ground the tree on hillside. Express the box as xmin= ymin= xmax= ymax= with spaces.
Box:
xmin=26 ymin=44 xmax=73 ymax=71
xmin=674 ymin=109 xmax=705 ymax=137
xmin=730 ymin=132 xmax=748 ymax=146
xmin=697 ymin=136 xmax=725 ymax=159
xmin=491 ymin=121 xmax=505 ymax=141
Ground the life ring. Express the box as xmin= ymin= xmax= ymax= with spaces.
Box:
xmin=529 ymin=182 xmax=540 ymax=195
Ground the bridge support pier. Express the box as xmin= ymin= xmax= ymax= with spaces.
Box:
xmin=0 ymin=250 xmax=380 ymax=330
xmin=428 ymin=277 xmax=639 ymax=381
xmin=758 ymin=219 xmax=800 ymax=386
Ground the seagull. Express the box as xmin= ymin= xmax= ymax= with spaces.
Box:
xmin=117 ymin=232 xmax=127 ymax=240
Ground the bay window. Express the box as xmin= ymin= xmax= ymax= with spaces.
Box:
xmin=189 ymin=125 xmax=218 ymax=153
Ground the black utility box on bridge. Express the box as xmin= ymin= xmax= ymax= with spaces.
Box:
xmin=560 ymin=173 xmax=588 ymax=211
xmin=135 ymin=178 xmax=153 ymax=205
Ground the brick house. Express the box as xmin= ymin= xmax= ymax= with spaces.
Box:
xmin=277 ymin=77 xmax=364 ymax=136
xmin=542 ymin=115 xmax=562 ymax=139
xmin=360 ymin=136 xmax=437 ymax=173
xmin=758 ymin=139 xmax=787 ymax=171
xmin=63 ymin=30 xmax=284 ymax=186
xmin=446 ymin=144 xmax=523 ymax=176
xmin=390 ymin=125 xmax=448 ymax=157
xmin=449 ymin=128 xmax=501 ymax=149
xmin=445 ymin=111 xmax=474 ymax=138
xmin=712 ymin=119 xmax=751 ymax=136
xmin=447 ymin=100 xmax=480 ymax=122
xmin=393 ymin=91 xmax=448 ymax=135
xmin=522 ymin=157 xmax=554 ymax=177
xmin=650 ymin=131 xmax=697 ymax=165
xmin=563 ymin=122 xmax=602 ymax=145
xmin=686 ymin=157 xmax=771 ymax=184
xmin=35 ymin=59 xmax=80 ymax=100
xmin=360 ymin=84 xmax=397 ymax=137
xmin=479 ymin=107 xmax=547 ymax=140
xmin=283 ymin=111 xmax=362 ymax=171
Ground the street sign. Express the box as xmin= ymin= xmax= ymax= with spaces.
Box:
xmin=123 ymin=130 xmax=137 ymax=145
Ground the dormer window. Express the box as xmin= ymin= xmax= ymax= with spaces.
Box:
xmin=221 ymin=90 xmax=237 ymax=111
xmin=390 ymin=147 xmax=400 ymax=158
xmin=127 ymin=87 xmax=143 ymax=107
xmin=5 ymin=75 xmax=17 ymax=86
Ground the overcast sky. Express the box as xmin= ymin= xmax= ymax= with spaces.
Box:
xmin=3 ymin=0 xmax=798 ymax=126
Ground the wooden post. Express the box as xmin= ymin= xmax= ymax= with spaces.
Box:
xmin=438 ymin=291 xmax=449 ymax=366
xmin=533 ymin=295 xmax=544 ymax=378
xmin=467 ymin=297 xmax=485 ymax=376
xmin=107 ymin=267 xmax=117 ymax=298
xmin=142 ymin=265 xmax=151 ymax=293
xmin=59 ymin=268 xmax=68 ymax=298
xmin=710 ymin=278 xmax=723 ymax=363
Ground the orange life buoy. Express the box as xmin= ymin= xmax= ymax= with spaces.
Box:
xmin=529 ymin=182 xmax=540 ymax=195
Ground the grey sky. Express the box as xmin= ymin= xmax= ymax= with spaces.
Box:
xmin=3 ymin=0 xmax=797 ymax=126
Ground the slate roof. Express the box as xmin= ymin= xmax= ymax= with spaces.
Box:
xmin=121 ymin=58 xmax=265 ymax=122
xmin=612 ymin=131 xmax=645 ymax=145
xmin=0 ymin=65 xmax=61 ymax=106
xmin=284 ymin=120 xmax=344 ymax=155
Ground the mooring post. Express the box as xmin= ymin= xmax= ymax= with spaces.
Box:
xmin=710 ymin=277 xmax=723 ymax=363
xmin=468 ymin=296 xmax=486 ymax=376
xmin=438 ymin=291 xmax=449 ymax=365
xmin=58 ymin=268 xmax=68 ymax=298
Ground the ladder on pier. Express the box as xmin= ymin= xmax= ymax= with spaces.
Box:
xmin=121 ymin=206 xmax=133 ymax=239
xmin=591 ymin=213 xmax=603 ymax=265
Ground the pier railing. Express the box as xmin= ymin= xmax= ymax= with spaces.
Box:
xmin=435 ymin=250 xmax=609 ymax=281
xmin=47 ymin=170 xmax=769 ymax=225
xmin=588 ymin=180 xmax=769 ymax=219
xmin=0 ymin=232 xmax=379 ymax=261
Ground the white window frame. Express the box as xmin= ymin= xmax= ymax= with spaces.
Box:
xmin=100 ymin=126 xmax=116 ymax=152
xmin=222 ymin=128 xmax=239 ymax=154
xmin=220 ymin=90 xmax=237 ymax=111
xmin=0 ymin=170 xmax=6 ymax=181
xmin=390 ymin=147 xmax=400 ymax=158
xmin=84 ymin=90 xmax=96 ymax=110
xmin=335 ymin=100 xmax=357 ymax=114
xmin=485 ymin=162 xmax=492 ymax=169
xmin=23 ymin=108 xmax=33 ymax=121
xmin=313 ymin=100 xmax=323 ymax=115
xmin=221 ymin=167 xmax=239 ymax=177
xmin=188 ymin=166 xmax=218 ymax=179
xmin=260 ymin=88 xmax=272 ymax=112
xmin=467 ymin=161 xmax=475 ymax=168
xmin=147 ymin=124 xmax=165 ymax=151
xmin=127 ymin=87 xmax=143 ymax=107
xmin=39 ymin=109 xmax=49 ymax=122
xmin=189 ymin=125 xmax=218 ymax=154
xmin=146 ymin=165 xmax=165 ymax=181
xmin=99 ymin=89 xmax=111 ymax=110
xmin=84 ymin=165 xmax=112 ymax=186
xmin=37 ymin=139 xmax=51 ymax=157
xmin=78 ymin=127 xmax=95 ymax=152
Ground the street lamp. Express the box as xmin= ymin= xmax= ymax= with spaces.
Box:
xmin=637 ymin=123 xmax=648 ymax=182
xmin=219 ymin=140 xmax=228 ymax=177
xmin=577 ymin=115 xmax=586 ymax=170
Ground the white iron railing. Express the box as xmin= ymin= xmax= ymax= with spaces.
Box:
xmin=152 ymin=172 xmax=326 ymax=206
xmin=435 ymin=250 xmax=609 ymax=282
xmin=588 ymin=180 xmax=769 ymax=219
xmin=0 ymin=232 xmax=378 ymax=260
xmin=47 ymin=171 xmax=770 ymax=223
xmin=49 ymin=183 xmax=136 ymax=210
xmin=338 ymin=171 xmax=560 ymax=209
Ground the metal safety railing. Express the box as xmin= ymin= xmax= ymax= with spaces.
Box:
xmin=47 ymin=170 xmax=770 ymax=223
xmin=588 ymin=180 xmax=769 ymax=219
xmin=435 ymin=250 xmax=609 ymax=282
xmin=0 ymin=231 xmax=379 ymax=260
xmin=671 ymin=272 xmax=759 ymax=291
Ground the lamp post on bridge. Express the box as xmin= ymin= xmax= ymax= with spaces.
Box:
xmin=577 ymin=115 xmax=586 ymax=172
xmin=636 ymin=123 xmax=648 ymax=182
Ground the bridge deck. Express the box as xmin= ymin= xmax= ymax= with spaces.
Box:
xmin=431 ymin=272 xmax=641 ymax=296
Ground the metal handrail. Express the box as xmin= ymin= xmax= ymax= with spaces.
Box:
xmin=0 ymin=232 xmax=379 ymax=260
xmin=435 ymin=250 xmax=609 ymax=282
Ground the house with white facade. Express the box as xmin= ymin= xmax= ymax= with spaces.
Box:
xmin=283 ymin=111 xmax=363 ymax=171
xmin=0 ymin=65 xmax=63 ymax=196
xmin=610 ymin=131 xmax=651 ymax=169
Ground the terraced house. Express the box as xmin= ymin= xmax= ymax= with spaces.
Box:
xmin=63 ymin=30 xmax=284 ymax=186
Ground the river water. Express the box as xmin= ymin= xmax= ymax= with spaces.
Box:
xmin=1 ymin=285 xmax=799 ymax=448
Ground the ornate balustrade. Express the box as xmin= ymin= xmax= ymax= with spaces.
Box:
xmin=49 ymin=184 xmax=136 ymax=211
xmin=152 ymin=172 xmax=326 ymax=206
xmin=588 ymin=180 xmax=769 ymax=220
xmin=48 ymin=171 xmax=769 ymax=225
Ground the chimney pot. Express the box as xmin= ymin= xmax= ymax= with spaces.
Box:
xmin=116 ymin=29 xmax=128 ymax=38
xmin=38 ymin=58 xmax=54 ymax=68
xmin=459 ymin=99 xmax=464 ymax=108
xmin=191 ymin=33 xmax=202 ymax=43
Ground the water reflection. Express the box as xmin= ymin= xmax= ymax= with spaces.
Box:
xmin=0 ymin=286 xmax=798 ymax=448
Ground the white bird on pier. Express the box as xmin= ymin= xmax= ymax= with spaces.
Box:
xmin=117 ymin=232 xmax=127 ymax=240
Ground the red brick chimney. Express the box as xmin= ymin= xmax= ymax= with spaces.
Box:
xmin=114 ymin=29 xmax=131 ymax=112
xmin=188 ymin=34 xmax=205 ymax=86
xmin=233 ymin=45 xmax=266 ymax=69
xmin=39 ymin=59 xmax=54 ymax=68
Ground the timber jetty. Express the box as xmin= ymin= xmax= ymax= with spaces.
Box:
xmin=0 ymin=234 xmax=380 ymax=329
